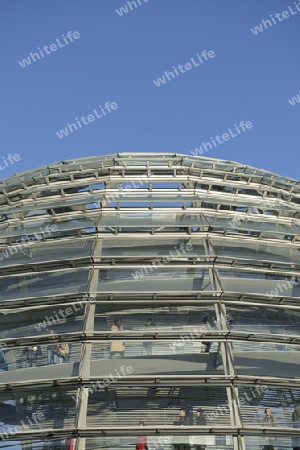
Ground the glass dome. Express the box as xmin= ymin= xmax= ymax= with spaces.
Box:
xmin=0 ymin=153 xmax=299 ymax=450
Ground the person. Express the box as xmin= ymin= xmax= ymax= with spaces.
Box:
xmin=226 ymin=314 xmax=235 ymax=327
xmin=46 ymin=328 xmax=57 ymax=365
xmin=212 ymin=316 xmax=220 ymax=330
xmin=23 ymin=396 xmax=37 ymax=419
xmin=293 ymin=404 xmax=300 ymax=425
xmin=136 ymin=421 xmax=148 ymax=450
xmin=143 ymin=319 xmax=153 ymax=356
xmin=0 ymin=350 xmax=8 ymax=371
xmin=174 ymin=407 xmax=189 ymax=426
xmin=200 ymin=317 xmax=212 ymax=353
xmin=65 ymin=437 xmax=75 ymax=450
xmin=24 ymin=345 xmax=42 ymax=368
xmin=292 ymin=404 xmax=300 ymax=450
xmin=173 ymin=408 xmax=191 ymax=450
xmin=52 ymin=342 xmax=69 ymax=364
xmin=195 ymin=409 xmax=206 ymax=426
xmin=262 ymin=408 xmax=276 ymax=426
xmin=190 ymin=409 xmax=207 ymax=450
xmin=261 ymin=408 xmax=276 ymax=450
xmin=110 ymin=318 xmax=125 ymax=358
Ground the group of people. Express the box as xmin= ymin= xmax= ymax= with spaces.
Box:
xmin=173 ymin=408 xmax=207 ymax=450
xmin=46 ymin=329 xmax=69 ymax=365
xmin=136 ymin=406 xmax=300 ymax=450
xmin=173 ymin=407 xmax=207 ymax=427
xmin=23 ymin=313 xmax=236 ymax=366
xmin=135 ymin=409 xmax=207 ymax=450
xmin=109 ymin=314 xmax=235 ymax=359
xmin=23 ymin=328 xmax=69 ymax=367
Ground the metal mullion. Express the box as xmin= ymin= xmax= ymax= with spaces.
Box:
xmin=1 ymin=296 xmax=221 ymax=309
xmin=236 ymin=435 xmax=246 ymax=450
xmin=96 ymin=230 xmax=208 ymax=237
xmin=205 ymin=236 xmax=217 ymax=259
xmin=221 ymin=296 xmax=300 ymax=309
xmin=208 ymin=266 xmax=222 ymax=293
xmin=228 ymin=332 xmax=300 ymax=346
xmin=210 ymin=264 xmax=223 ymax=296
xmin=91 ymin=232 xmax=102 ymax=258
xmin=231 ymin=385 xmax=243 ymax=427
xmin=75 ymin=386 xmax=89 ymax=450
xmin=94 ymin=263 xmax=214 ymax=270
xmin=224 ymin=341 xmax=237 ymax=378
xmin=213 ymin=302 xmax=230 ymax=377
xmin=225 ymin=386 xmax=236 ymax=430
xmin=75 ymin=262 xmax=98 ymax=450
xmin=222 ymin=295 xmax=300 ymax=309
xmin=234 ymin=375 xmax=300 ymax=387
xmin=202 ymin=236 xmax=220 ymax=297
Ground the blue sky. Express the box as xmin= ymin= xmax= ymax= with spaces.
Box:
xmin=0 ymin=0 xmax=299 ymax=182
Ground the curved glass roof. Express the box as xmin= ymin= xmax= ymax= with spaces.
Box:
xmin=0 ymin=153 xmax=299 ymax=450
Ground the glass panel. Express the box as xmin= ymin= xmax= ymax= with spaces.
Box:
xmin=0 ymin=303 xmax=85 ymax=340
xmin=100 ymin=236 xmax=208 ymax=258
xmin=206 ymin=214 xmax=298 ymax=237
xmin=94 ymin=304 xmax=217 ymax=334
xmin=0 ymin=215 xmax=99 ymax=239
xmin=102 ymin=193 xmax=201 ymax=202
xmin=99 ymin=212 xmax=208 ymax=229
xmin=202 ymin=194 xmax=292 ymax=211
xmin=0 ymin=268 xmax=89 ymax=300
xmin=102 ymin=190 xmax=199 ymax=207
xmin=240 ymin=386 xmax=300 ymax=429
xmin=0 ymin=239 xmax=94 ymax=267
xmin=232 ymin=341 xmax=300 ymax=378
xmin=86 ymin=386 xmax=229 ymax=426
xmin=47 ymin=439 xmax=78 ymax=449
xmin=245 ymin=435 xmax=294 ymax=449
xmin=91 ymin=339 xmax=223 ymax=375
xmin=224 ymin=305 xmax=300 ymax=337
xmin=0 ymin=342 xmax=81 ymax=373
xmin=218 ymin=269 xmax=300 ymax=297
xmin=85 ymin=435 xmax=233 ymax=449
xmin=98 ymin=267 xmax=212 ymax=292
xmin=0 ymin=192 xmax=104 ymax=217
xmin=212 ymin=237 xmax=300 ymax=265
xmin=0 ymin=388 xmax=77 ymax=433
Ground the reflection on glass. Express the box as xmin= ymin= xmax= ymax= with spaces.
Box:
xmin=0 ymin=342 xmax=81 ymax=373
xmin=0 ymin=269 xmax=89 ymax=300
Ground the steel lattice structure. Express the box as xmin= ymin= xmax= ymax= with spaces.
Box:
xmin=0 ymin=152 xmax=300 ymax=450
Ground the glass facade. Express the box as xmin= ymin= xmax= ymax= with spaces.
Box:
xmin=0 ymin=152 xmax=299 ymax=449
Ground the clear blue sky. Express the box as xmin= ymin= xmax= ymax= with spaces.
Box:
xmin=1 ymin=0 xmax=299 ymax=182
